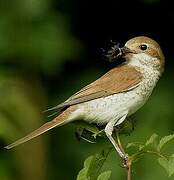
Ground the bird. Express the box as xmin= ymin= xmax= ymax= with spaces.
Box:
xmin=5 ymin=36 xmax=165 ymax=160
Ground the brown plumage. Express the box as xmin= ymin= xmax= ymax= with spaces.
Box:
xmin=5 ymin=65 xmax=142 ymax=149
xmin=5 ymin=106 xmax=77 ymax=149
xmin=47 ymin=65 xmax=143 ymax=111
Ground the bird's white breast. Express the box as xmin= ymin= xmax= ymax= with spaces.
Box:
xmin=69 ymin=55 xmax=161 ymax=125
xmin=78 ymin=66 xmax=160 ymax=125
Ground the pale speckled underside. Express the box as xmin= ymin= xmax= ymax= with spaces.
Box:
xmin=68 ymin=54 xmax=161 ymax=125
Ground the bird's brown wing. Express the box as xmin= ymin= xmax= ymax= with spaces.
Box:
xmin=4 ymin=65 xmax=142 ymax=149
xmin=46 ymin=65 xmax=142 ymax=112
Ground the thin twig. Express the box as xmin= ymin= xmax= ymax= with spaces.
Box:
xmin=127 ymin=157 xmax=132 ymax=180
xmin=116 ymin=132 xmax=132 ymax=180
xmin=146 ymin=150 xmax=166 ymax=158
xmin=116 ymin=131 xmax=125 ymax=154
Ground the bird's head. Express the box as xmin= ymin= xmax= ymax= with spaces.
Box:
xmin=121 ymin=36 xmax=165 ymax=74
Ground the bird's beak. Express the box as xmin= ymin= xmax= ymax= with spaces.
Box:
xmin=120 ymin=46 xmax=133 ymax=56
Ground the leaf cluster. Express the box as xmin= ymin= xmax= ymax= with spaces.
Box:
xmin=77 ymin=148 xmax=112 ymax=180
xmin=127 ymin=133 xmax=174 ymax=177
xmin=77 ymin=133 xmax=174 ymax=180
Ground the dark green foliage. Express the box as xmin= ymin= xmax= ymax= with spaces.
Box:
xmin=77 ymin=133 xmax=174 ymax=180
xmin=0 ymin=0 xmax=174 ymax=180
xmin=77 ymin=148 xmax=112 ymax=180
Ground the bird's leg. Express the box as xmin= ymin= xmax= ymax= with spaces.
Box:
xmin=115 ymin=131 xmax=130 ymax=169
xmin=105 ymin=122 xmax=125 ymax=159
xmin=105 ymin=114 xmax=129 ymax=165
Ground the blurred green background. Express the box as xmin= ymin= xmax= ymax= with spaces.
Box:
xmin=0 ymin=0 xmax=174 ymax=179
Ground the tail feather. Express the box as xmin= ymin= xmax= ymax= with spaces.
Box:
xmin=43 ymin=102 xmax=67 ymax=113
xmin=5 ymin=119 xmax=63 ymax=149
xmin=4 ymin=106 xmax=76 ymax=149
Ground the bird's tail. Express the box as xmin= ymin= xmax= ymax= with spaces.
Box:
xmin=4 ymin=106 xmax=76 ymax=150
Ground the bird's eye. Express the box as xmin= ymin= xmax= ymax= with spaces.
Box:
xmin=139 ymin=44 xmax=147 ymax=51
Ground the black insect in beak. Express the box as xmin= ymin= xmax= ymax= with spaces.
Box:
xmin=102 ymin=41 xmax=132 ymax=62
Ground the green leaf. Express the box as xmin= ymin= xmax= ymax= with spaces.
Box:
xmin=127 ymin=134 xmax=161 ymax=162
xmin=77 ymin=156 xmax=93 ymax=180
xmin=127 ymin=134 xmax=159 ymax=151
xmin=126 ymin=142 xmax=143 ymax=149
xmin=157 ymin=134 xmax=174 ymax=151
xmin=138 ymin=133 xmax=159 ymax=150
xmin=77 ymin=148 xmax=112 ymax=180
xmin=158 ymin=154 xmax=174 ymax=177
xmin=145 ymin=133 xmax=158 ymax=146
xmin=87 ymin=148 xmax=112 ymax=180
xmin=97 ymin=171 xmax=111 ymax=180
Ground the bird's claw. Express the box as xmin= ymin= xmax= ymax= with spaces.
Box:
xmin=122 ymin=154 xmax=130 ymax=169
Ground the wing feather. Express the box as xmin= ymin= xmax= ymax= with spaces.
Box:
xmin=46 ymin=65 xmax=142 ymax=112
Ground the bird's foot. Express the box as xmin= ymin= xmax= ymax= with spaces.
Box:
xmin=92 ymin=129 xmax=104 ymax=139
xmin=122 ymin=154 xmax=129 ymax=168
